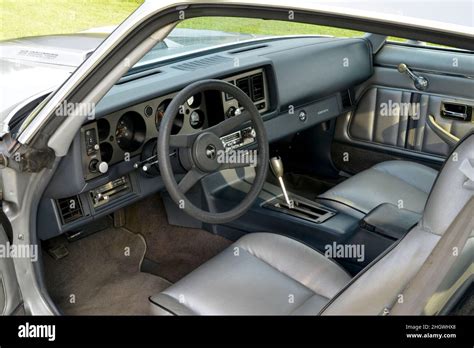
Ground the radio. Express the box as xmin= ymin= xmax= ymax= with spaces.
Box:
xmin=90 ymin=176 xmax=130 ymax=208
xmin=220 ymin=126 xmax=256 ymax=150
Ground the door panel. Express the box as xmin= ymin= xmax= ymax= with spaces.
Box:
xmin=347 ymin=86 xmax=473 ymax=156
xmin=333 ymin=43 xmax=474 ymax=173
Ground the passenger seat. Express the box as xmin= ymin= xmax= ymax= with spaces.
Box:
xmin=318 ymin=161 xmax=438 ymax=218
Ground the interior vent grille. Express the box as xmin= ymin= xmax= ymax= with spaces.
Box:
xmin=251 ymin=73 xmax=264 ymax=101
xmin=341 ymin=89 xmax=354 ymax=109
xmin=56 ymin=196 xmax=83 ymax=224
xmin=172 ymin=55 xmax=232 ymax=71
xmin=236 ymin=77 xmax=251 ymax=97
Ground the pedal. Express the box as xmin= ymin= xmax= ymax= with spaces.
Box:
xmin=46 ymin=244 xmax=69 ymax=260
xmin=338 ymin=170 xmax=352 ymax=178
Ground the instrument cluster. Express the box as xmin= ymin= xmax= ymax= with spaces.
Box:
xmin=81 ymin=91 xmax=207 ymax=181
xmin=80 ymin=68 xmax=269 ymax=181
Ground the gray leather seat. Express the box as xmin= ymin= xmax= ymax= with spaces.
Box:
xmin=318 ymin=160 xmax=438 ymax=218
xmin=150 ymin=133 xmax=473 ymax=315
xmin=150 ymin=232 xmax=351 ymax=315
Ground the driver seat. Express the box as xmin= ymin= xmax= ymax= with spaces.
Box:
xmin=150 ymin=133 xmax=474 ymax=315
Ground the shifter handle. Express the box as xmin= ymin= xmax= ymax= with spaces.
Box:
xmin=270 ymin=156 xmax=284 ymax=178
xmin=270 ymin=157 xmax=292 ymax=207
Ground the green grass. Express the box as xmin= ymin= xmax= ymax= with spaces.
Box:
xmin=1 ymin=1 xmax=423 ymax=47
xmin=178 ymin=17 xmax=363 ymax=38
xmin=0 ymin=0 xmax=143 ymax=40
xmin=0 ymin=1 xmax=365 ymax=41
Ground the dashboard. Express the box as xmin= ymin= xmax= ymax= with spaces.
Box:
xmin=37 ymin=36 xmax=373 ymax=240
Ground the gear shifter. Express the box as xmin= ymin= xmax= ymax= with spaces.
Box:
xmin=270 ymin=156 xmax=292 ymax=208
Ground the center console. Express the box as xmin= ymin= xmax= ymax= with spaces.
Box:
xmin=194 ymin=158 xmax=421 ymax=276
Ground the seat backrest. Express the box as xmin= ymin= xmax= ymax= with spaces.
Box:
xmin=321 ymin=132 xmax=474 ymax=315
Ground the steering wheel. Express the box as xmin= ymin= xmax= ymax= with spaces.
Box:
xmin=158 ymin=79 xmax=269 ymax=224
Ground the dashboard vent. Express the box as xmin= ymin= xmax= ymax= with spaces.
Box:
xmin=251 ymin=73 xmax=264 ymax=101
xmin=341 ymin=89 xmax=354 ymax=109
xmin=172 ymin=55 xmax=232 ymax=71
xmin=236 ymin=77 xmax=251 ymax=97
xmin=56 ymin=196 xmax=83 ymax=224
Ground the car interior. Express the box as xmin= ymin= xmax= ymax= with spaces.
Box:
xmin=24 ymin=17 xmax=473 ymax=315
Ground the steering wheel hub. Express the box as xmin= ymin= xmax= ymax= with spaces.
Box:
xmin=192 ymin=132 xmax=224 ymax=172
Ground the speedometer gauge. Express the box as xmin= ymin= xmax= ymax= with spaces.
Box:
xmin=155 ymin=99 xmax=171 ymax=131
xmin=155 ymin=99 xmax=183 ymax=134
xmin=115 ymin=111 xmax=146 ymax=152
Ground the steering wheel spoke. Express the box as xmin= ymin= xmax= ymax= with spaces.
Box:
xmin=220 ymin=162 xmax=253 ymax=170
xmin=169 ymin=133 xmax=196 ymax=148
xmin=178 ymin=168 xmax=207 ymax=193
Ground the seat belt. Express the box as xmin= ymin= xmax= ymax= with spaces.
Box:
xmin=389 ymin=197 xmax=474 ymax=315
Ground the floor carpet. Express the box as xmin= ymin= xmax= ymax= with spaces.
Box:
xmin=43 ymin=226 xmax=171 ymax=315
xmin=124 ymin=195 xmax=232 ymax=283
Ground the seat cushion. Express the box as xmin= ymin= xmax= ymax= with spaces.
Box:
xmin=149 ymin=233 xmax=351 ymax=315
xmin=318 ymin=160 xmax=438 ymax=218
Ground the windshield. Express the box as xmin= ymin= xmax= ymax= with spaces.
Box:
xmin=131 ymin=16 xmax=363 ymax=71
xmin=131 ymin=0 xmax=473 ymax=72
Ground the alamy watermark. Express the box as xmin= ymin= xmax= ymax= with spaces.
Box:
xmin=380 ymin=100 xmax=420 ymax=119
xmin=217 ymin=149 xmax=258 ymax=167
xmin=0 ymin=242 xmax=38 ymax=262
xmin=55 ymin=100 xmax=96 ymax=120
xmin=324 ymin=242 xmax=365 ymax=262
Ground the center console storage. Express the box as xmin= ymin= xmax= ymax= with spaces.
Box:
xmin=338 ymin=203 xmax=422 ymax=273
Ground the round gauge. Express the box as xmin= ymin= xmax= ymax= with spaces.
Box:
xmin=155 ymin=99 xmax=183 ymax=134
xmin=97 ymin=118 xmax=110 ymax=141
xmin=115 ymin=111 xmax=146 ymax=152
xmin=187 ymin=93 xmax=202 ymax=108
xmin=189 ymin=110 xmax=204 ymax=129
xmin=155 ymin=99 xmax=171 ymax=131
xmin=99 ymin=142 xmax=113 ymax=163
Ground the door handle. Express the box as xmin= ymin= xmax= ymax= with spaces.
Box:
xmin=426 ymin=114 xmax=459 ymax=148
xmin=441 ymin=102 xmax=472 ymax=121
xmin=442 ymin=110 xmax=468 ymax=120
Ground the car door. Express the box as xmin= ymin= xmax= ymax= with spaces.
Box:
xmin=332 ymin=42 xmax=474 ymax=174
xmin=0 ymin=210 xmax=22 ymax=315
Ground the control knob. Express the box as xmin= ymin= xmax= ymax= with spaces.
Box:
xmin=89 ymin=159 xmax=109 ymax=174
